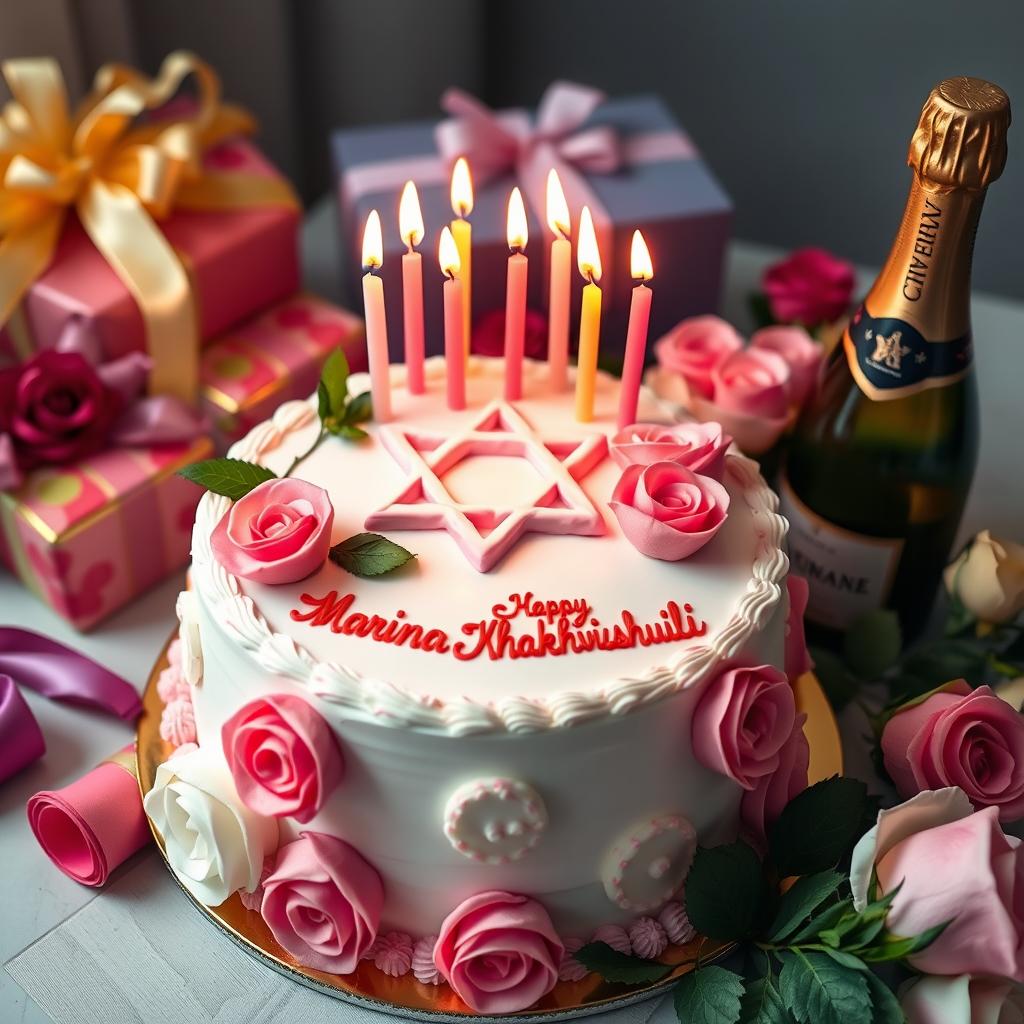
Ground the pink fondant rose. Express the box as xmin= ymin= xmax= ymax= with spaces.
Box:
xmin=762 ymin=247 xmax=855 ymax=327
xmin=434 ymin=891 xmax=564 ymax=1014
xmin=654 ymin=316 xmax=743 ymax=399
xmin=710 ymin=348 xmax=791 ymax=420
xmin=851 ymin=788 xmax=1024 ymax=980
xmin=693 ymin=664 xmax=798 ymax=789
xmin=222 ymin=694 xmax=344 ymax=823
xmin=211 ymin=477 xmax=334 ymax=584
xmin=610 ymin=462 xmax=729 ymax=561
xmin=740 ymin=717 xmax=810 ymax=849
xmin=750 ymin=326 xmax=824 ymax=406
xmin=610 ymin=421 xmax=732 ymax=481
xmin=261 ymin=831 xmax=383 ymax=974
xmin=881 ymin=681 xmax=1024 ymax=821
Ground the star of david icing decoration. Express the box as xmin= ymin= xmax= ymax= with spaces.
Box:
xmin=364 ymin=401 xmax=609 ymax=572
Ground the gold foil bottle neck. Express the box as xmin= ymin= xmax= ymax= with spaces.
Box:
xmin=908 ymin=77 xmax=1010 ymax=190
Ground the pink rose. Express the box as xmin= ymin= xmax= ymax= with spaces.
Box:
xmin=762 ymin=247 xmax=855 ymax=326
xmin=692 ymin=664 xmax=797 ymax=789
xmin=433 ymin=891 xmax=564 ymax=1014
xmin=610 ymin=462 xmax=729 ymax=561
xmin=851 ymin=789 xmax=1024 ymax=980
xmin=711 ymin=348 xmax=791 ymax=420
xmin=784 ymin=576 xmax=813 ymax=680
xmin=472 ymin=308 xmax=548 ymax=360
xmin=750 ymin=326 xmax=824 ymax=406
xmin=610 ymin=421 xmax=732 ymax=481
xmin=261 ymin=831 xmax=383 ymax=974
xmin=882 ymin=681 xmax=1024 ymax=821
xmin=221 ymin=694 xmax=344 ymax=823
xmin=900 ymin=975 xmax=1024 ymax=1024
xmin=654 ymin=316 xmax=743 ymax=399
xmin=211 ymin=477 xmax=334 ymax=584
xmin=740 ymin=716 xmax=809 ymax=849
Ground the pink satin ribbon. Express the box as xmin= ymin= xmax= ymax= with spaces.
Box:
xmin=0 ymin=628 xmax=142 ymax=783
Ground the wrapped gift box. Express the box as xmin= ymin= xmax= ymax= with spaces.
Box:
xmin=0 ymin=436 xmax=213 ymax=631
xmin=200 ymin=293 xmax=366 ymax=452
xmin=332 ymin=92 xmax=732 ymax=365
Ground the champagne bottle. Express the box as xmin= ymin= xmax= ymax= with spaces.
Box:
xmin=782 ymin=77 xmax=1010 ymax=646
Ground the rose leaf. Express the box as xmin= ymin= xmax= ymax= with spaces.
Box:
xmin=329 ymin=532 xmax=415 ymax=578
xmin=178 ymin=458 xmax=276 ymax=500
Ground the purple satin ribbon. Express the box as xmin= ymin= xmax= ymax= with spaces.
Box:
xmin=0 ymin=628 xmax=142 ymax=783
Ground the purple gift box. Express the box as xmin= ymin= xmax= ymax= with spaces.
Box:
xmin=331 ymin=85 xmax=732 ymax=365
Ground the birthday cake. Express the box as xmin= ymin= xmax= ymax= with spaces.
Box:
xmin=145 ymin=355 xmax=805 ymax=1014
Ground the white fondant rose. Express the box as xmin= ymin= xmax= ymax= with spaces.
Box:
xmin=144 ymin=746 xmax=277 ymax=907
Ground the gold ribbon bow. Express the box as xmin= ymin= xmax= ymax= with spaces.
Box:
xmin=0 ymin=51 xmax=297 ymax=400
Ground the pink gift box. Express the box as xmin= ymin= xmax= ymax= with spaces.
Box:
xmin=0 ymin=139 xmax=300 ymax=389
xmin=200 ymin=293 xmax=366 ymax=453
xmin=0 ymin=436 xmax=213 ymax=631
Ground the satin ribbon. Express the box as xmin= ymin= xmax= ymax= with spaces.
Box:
xmin=0 ymin=628 xmax=142 ymax=783
xmin=0 ymin=51 xmax=298 ymax=402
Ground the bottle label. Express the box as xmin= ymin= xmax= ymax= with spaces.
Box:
xmin=779 ymin=475 xmax=904 ymax=630
xmin=844 ymin=305 xmax=972 ymax=401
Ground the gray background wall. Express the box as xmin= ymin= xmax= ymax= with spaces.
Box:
xmin=1 ymin=0 xmax=1020 ymax=297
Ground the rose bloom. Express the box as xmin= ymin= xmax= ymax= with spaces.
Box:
xmin=749 ymin=326 xmax=824 ymax=406
xmin=851 ymin=787 xmax=1024 ymax=981
xmin=654 ymin=316 xmax=743 ymax=399
xmin=211 ymin=477 xmax=334 ymax=585
xmin=0 ymin=351 xmax=120 ymax=469
xmin=610 ymin=420 xmax=732 ymax=480
xmin=434 ymin=891 xmax=564 ymax=1014
xmin=761 ymin=247 xmax=855 ymax=327
xmin=900 ymin=974 xmax=1024 ymax=1024
xmin=609 ymin=461 xmax=730 ymax=562
xmin=471 ymin=308 xmax=548 ymax=360
xmin=740 ymin=716 xmax=809 ymax=850
xmin=945 ymin=530 xmax=1024 ymax=625
xmin=710 ymin=348 xmax=791 ymax=420
xmin=882 ymin=680 xmax=1024 ymax=821
xmin=222 ymin=693 xmax=344 ymax=823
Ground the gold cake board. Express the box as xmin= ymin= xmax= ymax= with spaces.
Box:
xmin=137 ymin=631 xmax=843 ymax=1022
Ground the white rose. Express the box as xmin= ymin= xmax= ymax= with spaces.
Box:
xmin=945 ymin=530 xmax=1024 ymax=625
xmin=900 ymin=975 xmax=1024 ymax=1024
xmin=175 ymin=590 xmax=203 ymax=687
xmin=144 ymin=746 xmax=276 ymax=906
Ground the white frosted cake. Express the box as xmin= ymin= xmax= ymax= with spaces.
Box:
xmin=146 ymin=356 xmax=805 ymax=1013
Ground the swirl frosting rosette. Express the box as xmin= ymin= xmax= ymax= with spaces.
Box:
xmin=143 ymin=746 xmax=277 ymax=907
xmin=211 ymin=477 xmax=334 ymax=585
xmin=433 ymin=890 xmax=564 ymax=1013
xmin=610 ymin=421 xmax=732 ymax=481
xmin=261 ymin=831 xmax=384 ymax=974
xmin=654 ymin=315 xmax=743 ymax=399
xmin=609 ymin=461 xmax=730 ymax=561
xmin=222 ymin=693 xmax=344 ymax=823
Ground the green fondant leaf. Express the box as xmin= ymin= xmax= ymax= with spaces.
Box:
xmin=673 ymin=966 xmax=745 ymax=1024
xmin=777 ymin=950 xmax=872 ymax=1024
xmin=572 ymin=942 xmax=671 ymax=984
xmin=329 ymin=532 xmax=415 ymax=578
xmin=344 ymin=390 xmax=373 ymax=425
xmin=685 ymin=841 xmax=764 ymax=942
xmin=320 ymin=348 xmax=350 ymax=420
xmin=177 ymin=458 xmax=276 ymax=500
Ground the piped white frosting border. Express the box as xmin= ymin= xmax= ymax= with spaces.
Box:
xmin=191 ymin=358 xmax=789 ymax=736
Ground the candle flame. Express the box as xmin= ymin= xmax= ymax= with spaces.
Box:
xmin=546 ymin=168 xmax=570 ymax=237
xmin=577 ymin=206 xmax=601 ymax=283
xmin=506 ymin=187 xmax=528 ymax=251
xmin=450 ymin=157 xmax=473 ymax=217
xmin=399 ymin=181 xmax=424 ymax=248
xmin=362 ymin=209 xmax=383 ymax=270
xmin=438 ymin=225 xmax=461 ymax=277
xmin=630 ymin=230 xmax=653 ymax=281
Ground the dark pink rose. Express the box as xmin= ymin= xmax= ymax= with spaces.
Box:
xmin=471 ymin=308 xmax=548 ymax=360
xmin=750 ymin=326 xmax=824 ymax=406
xmin=261 ymin=831 xmax=383 ymax=974
xmin=654 ymin=316 xmax=743 ymax=399
xmin=882 ymin=681 xmax=1024 ymax=821
xmin=0 ymin=351 xmax=120 ymax=469
xmin=762 ymin=247 xmax=855 ymax=326
xmin=610 ymin=461 xmax=730 ymax=561
xmin=222 ymin=694 xmax=344 ymax=823
xmin=211 ymin=477 xmax=334 ymax=585
xmin=710 ymin=348 xmax=791 ymax=420
xmin=740 ymin=716 xmax=810 ymax=849
xmin=433 ymin=891 xmax=564 ymax=1013
xmin=610 ymin=421 xmax=732 ymax=481
xmin=693 ymin=664 xmax=798 ymax=789
xmin=784 ymin=576 xmax=814 ymax=680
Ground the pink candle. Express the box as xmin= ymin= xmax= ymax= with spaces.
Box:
xmin=504 ymin=187 xmax=529 ymax=401
xmin=546 ymin=169 xmax=572 ymax=392
xmin=439 ymin=226 xmax=466 ymax=410
xmin=399 ymin=181 xmax=425 ymax=394
xmin=361 ymin=210 xmax=391 ymax=422
xmin=617 ymin=230 xmax=654 ymax=429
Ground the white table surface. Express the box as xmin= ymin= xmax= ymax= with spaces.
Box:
xmin=2 ymin=198 xmax=1021 ymax=1023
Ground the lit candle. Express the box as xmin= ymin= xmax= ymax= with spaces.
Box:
xmin=450 ymin=157 xmax=473 ymax=354
xmin=546 ymin=169 xmax=572 ymax=392
xmin=361 ymin=209 xmax=392 ymax=423
xmin=439 ymin=226 xmax=466 ymax=410
xmin=617 ymin=230 xmax=654 ymax=429
xmin=574 ymin=206 xmax=603 ymax=423
xmin=504 ymin=187 xmax=529 ymax=401
xmin=399 ymin=181 xmax=425 ymax=395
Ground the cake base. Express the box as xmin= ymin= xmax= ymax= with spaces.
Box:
xmin=137 ymin=631 xmax=843 ymax=1021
